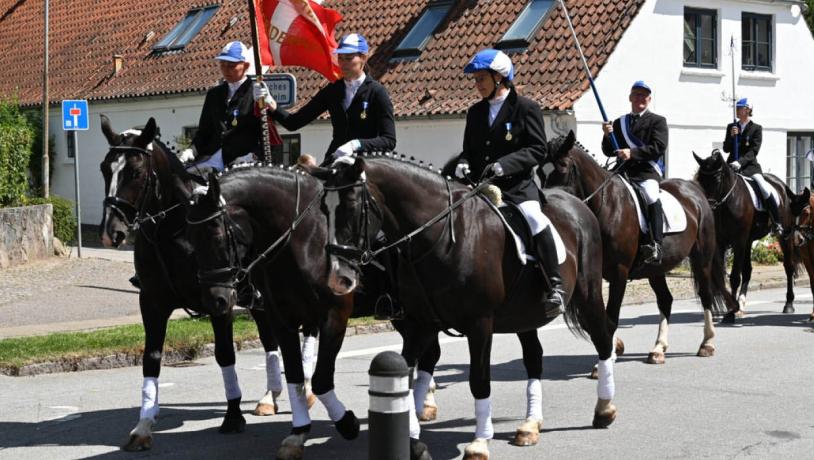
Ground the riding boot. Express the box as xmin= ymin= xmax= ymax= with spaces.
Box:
xmin=643 ymin=200 xmax=664 ymax=266
xmin=533 ymin=227 xmax=565 ymax=319
xmin=765 ymin=195 xmax=785 ymax=236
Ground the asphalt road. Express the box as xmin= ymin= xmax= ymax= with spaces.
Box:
xmin=1 ymin=286 xmax=812 ymax=459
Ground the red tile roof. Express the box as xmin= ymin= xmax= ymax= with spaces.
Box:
xmin=0 ymin=0 xmax=645 ymax=115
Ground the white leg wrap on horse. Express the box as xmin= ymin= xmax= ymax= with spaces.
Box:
xmin=474 ymin=398 xmax=494 ymax=440
xmin=139 ymin=377 xmax=159 ymax=421
xmin=526 ymin=379 xmax=543 ymax=420
xmin=413 ymin=370 xmax=433 ymax=414
xmin=288 ymin=383 xmax=312 ymax=427
xmin=301 ymin=335 xmax=317 ymax=380
xmin=655 ymin=313 xmax=669 ymax=351
xmin=408 ymin=389 xmax=421 ymax=438
xmin=518 ymin=200 xmax=551 ymax=235
xmin=266 ymin=351 xmax=283 ymax=393
xmin=220 ymin=365 xmax=242 ymax=401
xmin=316 ymin=389 xmax=347 ymax=422
xmin=597 ymin=358 xmax=615 ymax=400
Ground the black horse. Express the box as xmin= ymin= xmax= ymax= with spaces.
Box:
xmin=694 ymin=150 xmax=799 ymax=318
xmin=543 ymin=132 xmax=733 ymax=365
xmin=97 ymin=116 xmax=290 ymax=451
xmin=321 ymin=154 xmax=615 ymax=460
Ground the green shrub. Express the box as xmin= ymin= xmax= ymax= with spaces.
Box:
xmin=0 ymin=98 xmax=35 ymax=206
xmin=24 ymin=196 xmax=76 ymax=244
xmin=751 ymin=235 xmax=783 ymax=265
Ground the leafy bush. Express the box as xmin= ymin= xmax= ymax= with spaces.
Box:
xmin=0 ymin=98 xmax=34 ymax=206
xmin=751 ymin=235 xmax=783 ymax=265
xmin=24 ymin=196 xmax=76 ymax=244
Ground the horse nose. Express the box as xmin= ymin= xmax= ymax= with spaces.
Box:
xmin=213 ymin=294 xmax=233 ymax=316
xmin=113 ymin=231 xmax=126 ymax=247
xmin=338 ymin=276 xmax=354 ymax=291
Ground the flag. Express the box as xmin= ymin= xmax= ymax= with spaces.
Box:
xmin=253 ymin=0 xmax=342 ymax=80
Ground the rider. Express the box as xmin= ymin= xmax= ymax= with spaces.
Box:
xmin=454 ymin=49 xmax=564 ymax=318
xmin=602 ymin=80 xmax=668 ymax=265
xmin=182 ymin=40 xmax=282 ymax=172
xmin=264 ymin=33 xmax=396 ymax=165
xmin=722 ymin=98 xmax=782 ymax=235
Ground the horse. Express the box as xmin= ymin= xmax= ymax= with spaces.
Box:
xmin=788 ymin=188 xmax=814 ymax=321
xmin=183 ymin=164 xmax=445 ymax=459
xmin=321 ymin=154 xmax=615 ymax=460
xmin=694 ymin=150 xmax=799 ymax=318
xmin=97 ymin=115 xmax=299 ymax=451
xmin=542 ymin=132 xmax=734 ymax=365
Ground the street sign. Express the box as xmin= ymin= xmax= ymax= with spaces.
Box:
xmin=261 ymin=73 xmax=297 ymax=108
xmin=62 ymin=99 xmax=89 ymax=131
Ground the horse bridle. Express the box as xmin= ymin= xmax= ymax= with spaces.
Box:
xmin=697 ymin=163 xmax=738 ymax=210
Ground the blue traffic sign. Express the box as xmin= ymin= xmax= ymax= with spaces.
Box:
xmin=62 ymin=100 xmax=89 ymax=131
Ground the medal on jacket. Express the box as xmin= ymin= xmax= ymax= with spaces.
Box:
xmin=505 ymin=122 xmax=512 ymax=141
xmin=360 ymin=101 xmax=368 ymax=120
xmin=231 ymin=109 xmax=239 ymax=127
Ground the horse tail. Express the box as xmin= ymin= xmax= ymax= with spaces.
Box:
xmin=703 ymin=243 xmax=736 ymax=315
xmin=563 ymin=295 xmax=590 ymax=341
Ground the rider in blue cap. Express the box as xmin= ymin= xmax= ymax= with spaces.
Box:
xmin=265 ymin=33 xmax=396 ymax=166
xmin=455 ymin=49 xmax=564 ymax=318
xmin=602 ymin=80 xmax=669 ymax=265
xmin=723 ymin=98 xmax=781 ymax=234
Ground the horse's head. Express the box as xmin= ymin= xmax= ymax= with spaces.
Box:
xmin=184 ymin=172 xmax=252 ymax=316
xmin=693 ymin=149 xmax=731 ymax=191
xmin=541 ymin=130 xmax=591 ymax=196
xmin=98 ymin=115 xmax=158 ymax=248
xmin=319 ymin=157 xmax=383 ymax=296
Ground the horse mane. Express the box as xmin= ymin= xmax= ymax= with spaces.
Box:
xmin=358 ymin=152 xmax=458 ymax=187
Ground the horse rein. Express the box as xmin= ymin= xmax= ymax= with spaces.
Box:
xmin=696 ymin=165 xmax=738 ymax=210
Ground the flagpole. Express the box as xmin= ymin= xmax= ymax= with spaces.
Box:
xmin=558 ymin=0 xmax=620 ymax=151
xmin=730 ymin=35 xmax=739 ymax=161
xmin=247 ymin=0 xmax=273 ymax=163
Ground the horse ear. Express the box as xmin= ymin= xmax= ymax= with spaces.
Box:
xmin=351 ymin=157 xmax=366 ymax=180
xmin=100 ymin=114 xmax=121 ymax=146
xmin=309 ymin=166 xmax=335 ymax=181
xmin=561 ymin=130 xmax=576 ymax=154
xmin=205 ymin=171 xmax=221 ymax=206
xmin=805 ymin=187 xmax=811 ymax=202
xmin=137 ymin=118 xmax=157 ymax=147
xmin=692 ymin=151 xmax=704 ymax=165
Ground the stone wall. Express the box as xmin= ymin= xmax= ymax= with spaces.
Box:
xmin=0 ymin=204 xmax=53 ymax=269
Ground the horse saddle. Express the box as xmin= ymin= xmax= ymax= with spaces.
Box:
xmin=739 ymin=175 xmax=779 ymax=212
xmin=620 ymin=177 xmax=687 ymax=235
xmin=485 ymin=199 xmax=566 ymax=265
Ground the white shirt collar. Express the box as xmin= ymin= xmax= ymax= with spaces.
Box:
xmin=226 ymin=77 xmax=247 ymax=100
xmin=630 ymin=108 xmax=648 ymax=117
xmin=344 ymin=72 xmax=366 ymax=88
xmin=488 ymin=92 xmax=509 ymax=126
xmin=343 ymin=73 xmax=367 ymax=110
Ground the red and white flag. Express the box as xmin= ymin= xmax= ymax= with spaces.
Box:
xmin=253 ymin=0 xmax=342 ymax=80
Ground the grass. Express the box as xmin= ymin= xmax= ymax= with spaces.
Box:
xmin=0 ymin=312 xmax=380 ymax=372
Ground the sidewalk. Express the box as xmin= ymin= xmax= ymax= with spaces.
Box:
xmin=1 ymin=247 xmax=810 ymax=339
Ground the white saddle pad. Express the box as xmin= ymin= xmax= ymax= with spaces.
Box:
xmin=621 ymin=179 xmax=687 ymax=235
xmin=740 ymin=175 xmax=778 ymax=211
xmin=497 ymin=204 xmax=566 ymax=266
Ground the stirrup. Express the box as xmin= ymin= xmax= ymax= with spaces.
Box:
xmin=642 ymin=243 xmax=662 ymax=265
xmin=542 ymin=289 xmax=565 ymax=319
xmin=771 ymin=223 xmax=784 ymax=237
xmin=374 ymin=294 xmax=403 ymax=320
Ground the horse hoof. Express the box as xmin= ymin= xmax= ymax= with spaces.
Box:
xmin=419 ymin=404 xmax=438 ymax=422
xmin=463 ymin=438 xmax=489 ymax=460
xmin=253 ymin=402 xmax=279 ymax=416
xmin=735 ymin=309 xmax=746 ymax=318
xmin=783 ymin=304 xmax=795 ymax=314
xmin=646 ymin=351 xmax=665 ymax=365
xmin=122 ymin=434 xmax=152 ymax=452
xmin=335 ymin=410 xmax=360 ymax=440
xmin=721 ymin=312 xmax=736 ymax=324
xmin=410 ymin=438 xmax=432 ymax=460
xmin=592 ymin=400 xmax=617 ymax=429
xmin=219 ymin=412 xmax=246 ymax=434
xmin=589 ymin=365 xmax=599 ymax=380
xmin=614 ymin=337 xmax=625 ymax=356
xmin=696 ymin=344 xmax=715 ymax=357
xmin=306 ymin=392 xmax=317 ymax=410
xmin=276 ymin=434 xmax=306 ymax=460
xmin=512 ymin=418 xmax=543 ymax=446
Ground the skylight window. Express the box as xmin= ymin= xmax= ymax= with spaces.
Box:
xmin=392 ymin=1 xmax=454 ymax=58
xmin=497 ymin=0 xmax=554 ymax=51
xmin=153 ymin=5 xmax=219 ymax=52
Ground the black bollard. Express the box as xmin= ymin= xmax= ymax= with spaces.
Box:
xmin=369 ymin=351 xmax=410 ymax=460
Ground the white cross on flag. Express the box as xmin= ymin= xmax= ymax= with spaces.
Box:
xmin=254 ymin=0 xmax=342 ymax=80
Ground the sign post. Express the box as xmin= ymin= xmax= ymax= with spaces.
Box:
xmin=262 ymin=73 xmax=297 ymax=108
xmin=61 ymin=99 xmax=89 ymax=258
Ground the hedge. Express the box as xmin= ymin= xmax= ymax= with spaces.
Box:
xmin=0 ymin=99 xmax=34 ymax=206
xmin=24 ymin=195 xmax=77 ymax=244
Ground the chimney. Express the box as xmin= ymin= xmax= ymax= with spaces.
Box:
xmin=113 ymin=54 xmax=124 ymax=76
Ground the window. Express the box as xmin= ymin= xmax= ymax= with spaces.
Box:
xmin=496 ymin=0 xmax=554 ymax=51
xmin=683 ymin=8 xmax=717 ymax=68
xmin=276 ymin=134 xmax=301 ymax=166
xmin=392 ymin=1 xmax=453 ymax=58
xmin=787 ymin=133 xmax=814 ymax=192
xmin=742 ymin=13 xmax=772 ymax=71
xmin=153 ymin=5 xmax=219 ymax=52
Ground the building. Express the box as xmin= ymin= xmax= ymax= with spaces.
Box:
xmin=0 ymin=0 xmax=811 ymax=225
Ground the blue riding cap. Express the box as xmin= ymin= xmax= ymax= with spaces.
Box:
xmin=464 ymin=49 xmax=514 ymax=81
xmin=631 ymin=80 xmax=652 ymax=94
xmin=216 ymin=41 xmax=249 ymax=62
xmin=736 ymin=98 xmax=751 ymax=108
xmin=334 ymin=34 xmax=369 ymax=54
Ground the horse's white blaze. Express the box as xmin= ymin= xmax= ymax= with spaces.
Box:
xmin=324 ymin=190 xmax=354 ymax=292
xmin=652 ymin=313 xmax=669 ymax=353
xmin=103 ymin=154 xmax=127 ymax=229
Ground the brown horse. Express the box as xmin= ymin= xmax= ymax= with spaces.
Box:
xmin=543 ymin=132 xmax=734 ymax=364
xmin=321 ymin=154 xmax=615 ymax=460
xmin=789 ymin=188 xmax=814 ymax=321
xmin=694 ymin=150 xmax=799 ymax=319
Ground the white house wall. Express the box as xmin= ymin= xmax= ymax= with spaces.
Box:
xmin=572 ymin=0 xmax=814 ymax=181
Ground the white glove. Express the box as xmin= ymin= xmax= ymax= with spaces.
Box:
xmin=454 ymin=162 xmax=470 ymax=179
xmin=730 ymin=161 xmax=741 ymax=171
xmin=178 ymin=147 xmax=195 ymax=163
xmin=333 ymin=140 xmax=361 ymax=159
xmin=485 ymin=162 xmax=504 ymax=177
xmin=253 ymin=82 xmax=275 ymax=110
